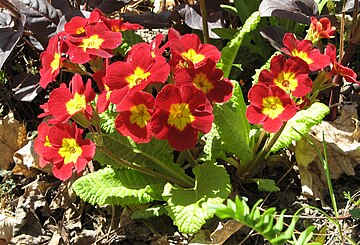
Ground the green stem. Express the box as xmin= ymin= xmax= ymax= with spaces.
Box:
xmin=238 ymin=123 xmax=286 ymax=179
xmin=98 ymin=146 xmax=194 ymax=188
xmin=184 ymin=149 xmax=197 ymax=168
xmin=199 ymin=0 xmax=209 ymax=43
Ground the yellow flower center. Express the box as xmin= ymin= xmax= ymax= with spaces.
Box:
xmin=129 ymin=104 xmax=151 ymax=128
xmin=274 ymin=72 xmax=298 ymax=93
xmin=76 ymin=27 xmax=85 ymax=35
xmin=44 ymin=135 xmax=52 ymax=147
xmin=261 ymin=96 xmax=285 ymax=119
xmin=193 ymin=72 xmax=214 ymax=93
xmin=168 ymin=103 xmax=195 ymax=131
xmin=79 ymin=34 xmax=104 ymax=52
xmin=58 ymin=138 xmax=82 ymax=165
xmin=181 ymin=49 xmax=205 ymax=64
xmin=66 ymin=93 xmax=87 ymax=115
xmin=125 ymin=67 xmax=151 ymax=88
xmin=291 ymin=49 xmax=313 ymax=64
xmin=50 ymin=52 xmax=61 ymax=73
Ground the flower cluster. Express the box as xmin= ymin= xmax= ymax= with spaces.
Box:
xmin=246 ymin=17 xmax=358 ymax=132
xmin=36 ymin=10 xmax=233 ymax=180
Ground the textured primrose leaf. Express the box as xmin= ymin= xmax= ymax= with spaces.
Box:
xmin=117 ymin=30 xmax=144 ymax=56
xmin=72 ymin=167 xmax=165 ymax=206
xmin=163 ymin=162 xmax=231 ymax=234
xmin=219 ymin=11 xmax=261 ymax=78
xmin=270 ymin=102 xmax=329 ymax=153
xmin=214 ymin=82 xmax=254 ymax=164
xmin=94 ymin=132 xmax=192 ymax=185
xmin=99 ymin=103 xmax=117 ymax=134
xmin=201 ymin=124 xmax=226 ymax=162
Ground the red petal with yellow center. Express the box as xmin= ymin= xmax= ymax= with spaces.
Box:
xmin=259 ymin=55 xmax=312 ymax=98
xmin=115 ymin=91 xmax=154 ymax=143
xmin=282 ymin=33 xmax=330 ymax=71
xmin=246 ymin=84 xmax=297 ymax=133
xmin=151 ymin=84 xmax=213 ymax=150
xmin=42 ymin=122 xmax=95 ymax=180
xmin=174 ymin=61 xmax=233 ymax=103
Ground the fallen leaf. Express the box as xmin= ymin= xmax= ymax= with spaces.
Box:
xmin=210 ymin=220 xmax=244 ymax=245
xmin=0 ymin=112 xmax=27 ymax=170
xmin=0 ymin=213 xmax=15 ymax=243
xmin=295 ymin=103 xmax=360 ymax=198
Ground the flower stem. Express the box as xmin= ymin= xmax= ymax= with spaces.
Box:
xmin=237 ymin=123 xmax=286 ymax=179
xmin=98 ymin=146 xmax=194 ymax=188
xmin=199 ymin=0 xmax=209 ymax=43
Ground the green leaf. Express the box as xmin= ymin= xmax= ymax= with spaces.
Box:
xmin=94 ymin=132 xmax=192 ymax=186
xmin=220 ymin=4 xmax=238 ymax=16
xmin=251 ymin=178 xmax=280 ymax=192
xmin=214 ymin=82 xmax=254 ymax=164
xmin=99 ymin=103 xmax=117 ymax=134
xmin=162 ymin=163 xmax=231 ymax=234
xmin=270 ymin=102 xmax=329 ymax=153
xmin=349 ymin=208 xmax=360 ymax=219
xmin=117 ymin=30 xmax=143 ymax=56
xmin=234 ymin=0 xmax=261 ymax=23
xmin=200 ymin=124 xmax=226 ymax=162
xmin=72 ymin=167 xmax=165 ymax=206
xmin=212 ymin=28 xmax=238 ymax=40
xmin=131 ymin=205 xmax=168 ymax=219
xmin=219 ymin=11 xmax=261 ymax=78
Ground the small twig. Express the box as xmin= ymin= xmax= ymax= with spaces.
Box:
xmin=198 ymin=0 xmax=209 ymax=43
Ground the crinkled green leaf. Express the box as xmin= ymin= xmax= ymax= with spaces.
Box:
xmin=94 ymin=132 xmax=193 ymax=185
xmin=131 ymin=205 xmax=168 ymax=219
xmin=218 ymin=11 xmax=261 ymax=78
xmin=270 ymin=102 xmax=329 ymax=153
xmin=252 ymin=178 xmax=280 ymax=192
xmin=214 ymin=82 xmax=253 ymax=164
xmin=200 ymin=124 xmax=226 ymax=162
xmin=162 ymin=163 xmax=231 ymax=234
xmin=73 ymin=167 xmax=165 ymax=206
xmin=99 ymin=103 xmax=117 ymax=134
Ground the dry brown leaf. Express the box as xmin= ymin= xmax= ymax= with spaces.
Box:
xmin=295 ymin=103 xmax=360 ymax=199
xmin=210 ymin=220 xmax=244 ymax=245
xmin=0 ymin=112 xmax=27 ymax=170
xmin=0 ymin=213 xmax=15 ymax=243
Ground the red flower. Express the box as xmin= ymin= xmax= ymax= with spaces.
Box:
xmin=282 ymin=33 xmax=330 ymax=71
xmin=65 ymin=22 xmax=122 ymax=64
xmin=34 ymin=122 xmax=52 ymax=168
xmin=115 ymin=91 xmax=154 ymax=143
xmin=100 ymin=16 xmax=143 ymax=32
xmin=132 ymin=33 xmax=167 ymax=58
xmin=63 ymin=10 xmax=101 ymax=36
xmin=325 ymin=44 xmax=358 ymax=84
xmin=42 ymin=122 xmax=96 ymax=180
xmin=168 ymin=28 xmax=221 ymax=70
xmin=39 ymin=33 xmax=66 ymax=88
xmin=174 ymin=61 xmax=233 ymax=103
xmin=259 ymin=55 xmax=312 ymax=98
xmin=308 ymin=17 xmax=336 ymax=40
xmin=47 ymin=74 xmax=95 ymax=123
xmin=104 ymin=44 xmax=170 ymax=96
xmin=151 ymin=84 xmax=214 ymax=151
xmin=246 ymin=84 xmax=298 ymax=133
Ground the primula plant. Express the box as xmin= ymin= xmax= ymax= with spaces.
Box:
xmin=30 ymin=2 xmax=358 ymax=239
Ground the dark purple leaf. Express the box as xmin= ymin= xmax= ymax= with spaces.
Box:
xmin=8 ymin=0 xmax=61 ymax=48
xmin=11 ymin=73 xmax=42 ymax=102
xmin=0 ymin=12 xmax=25 ymax=69
xmin=259 ymin=0 xmax=318 ymax=24
xmin=176 ymin=5 xmax=224 ymax=39
xmin=123 ymin=11 xmax=172 ymax=29
xmin=260 ymin=25 xmax=287 ymax=51
xmin=50 ymin=0 xmax=74 ymax=15
xmin=88 ymin=0 xmax=132 ymax=14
